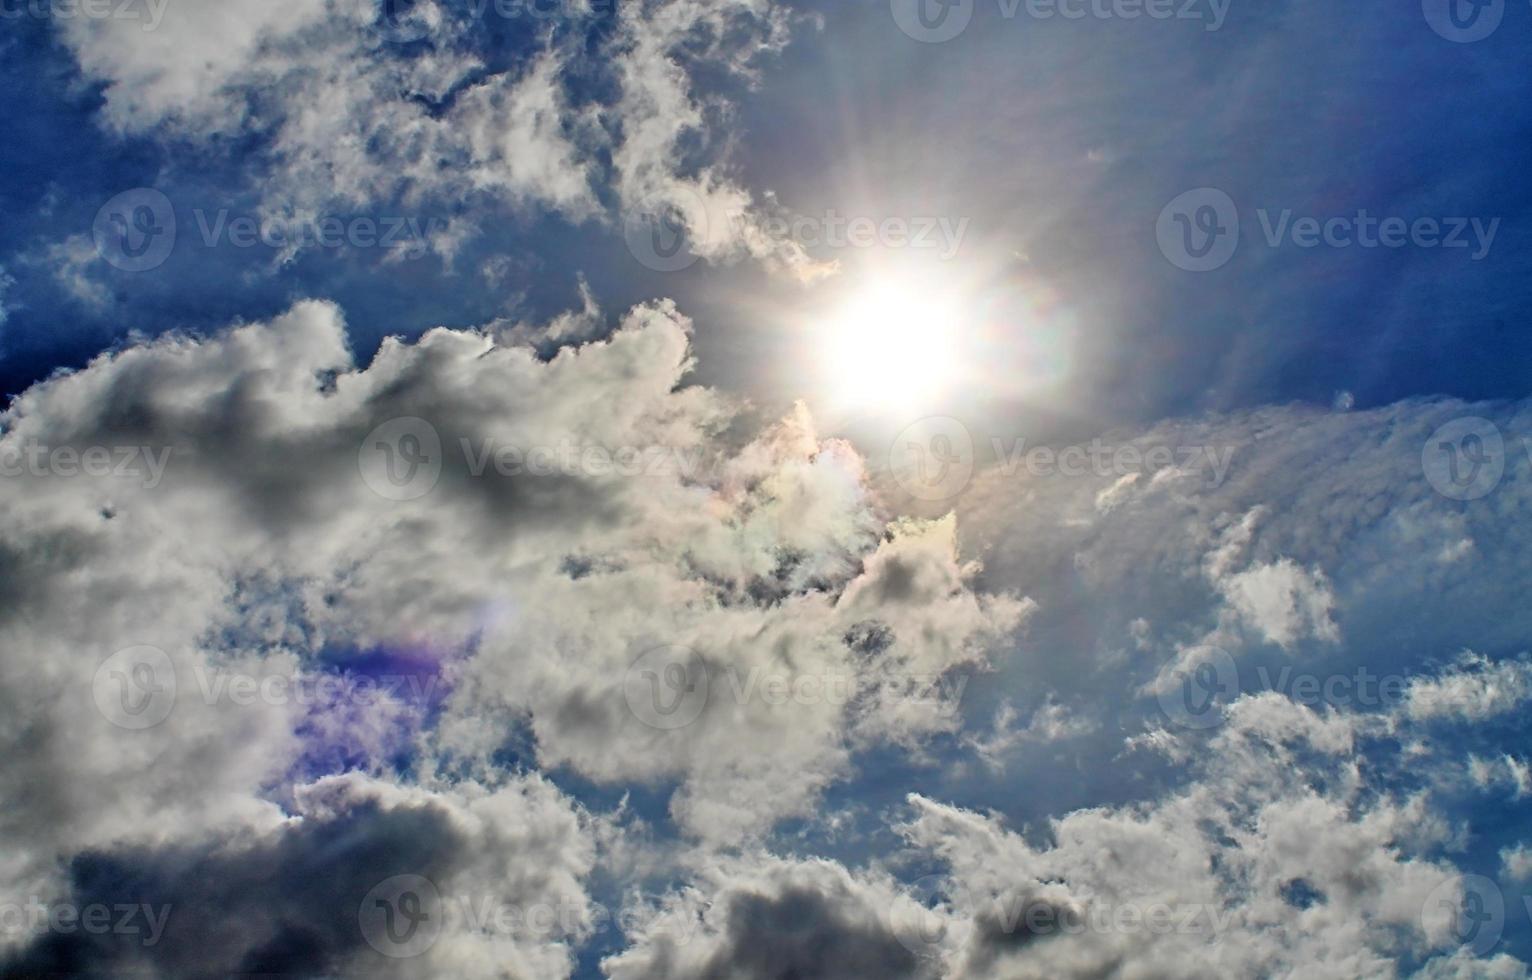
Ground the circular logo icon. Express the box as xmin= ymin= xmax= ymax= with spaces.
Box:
xmin=1156 ymin=187 xmax=1239 ymax=272
xmin=92 ymin=645 xmax=177 ymax=730
xmin=623 ymin=188 xmax=708 ymax=273
xmin=624 ymin=646 xmax=710 ymax=731
xmin=891 ymin=0 xmax=974 ymax=42
xmin=1423 ymin=874 xmax=1505 ymax=956
xmin=1423 ymin=417 xmax=1505 ymax=501
xmin=92 ymin=189 xmax=176 ymax=273
xmin=360 ymin=874 xmax=444 ymax=959
xmin=370 ymin=0 xmax=434 ymax=43
xmin=359 ymin=417 xmax=443 ymax=502
xmin=889 ymin=417 xmax=975 ymax=503
xmin=1422 ymin=0 xmax=1503 ymax=42
xmin=1154 ymin=647 xmax=1239 ymax=731
xmin=890 ymin=874 xmax=972 ymax=955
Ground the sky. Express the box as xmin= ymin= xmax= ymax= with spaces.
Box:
xmin=1 ymin=1 xmax=1530 ymax=977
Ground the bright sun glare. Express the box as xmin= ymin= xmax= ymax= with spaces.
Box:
xmin=822 ymin=281 xmax=961 ymax=413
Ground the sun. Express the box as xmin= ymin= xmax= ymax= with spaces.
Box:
xmin=820 ymin=280 xmax=962 ymax=413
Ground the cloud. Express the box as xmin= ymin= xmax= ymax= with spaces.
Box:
xmin=1 ymin=772 xmax=599 ymax=978
xmin=49 ymin=0 xmax=833 ymax=278
xmin=1503 ymin=844 xmax=1532 ymax=884
xmin=0 ymin=294 xmax=1027 ymax=956
xmin=2 ymin=293 xmax=1529 ymax=976
xmin=603 ymin=856 xmax=936 ymax=980
xmin=895 ymin=693 xmax=1498 ymax=979
xmin=1401 ymin=652 xmax=1532 ymax=725
xmin=965 ymin=697 xmax=1098 ymax=772
xmin=602 ymin=680 xmax=1524 ymax=978
xmin=952 ymin=398 xmax=1532 ymax=744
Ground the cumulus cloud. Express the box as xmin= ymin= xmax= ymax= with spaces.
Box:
xmin=0 ymin=296 xmax=1027 ymax=974
xmin=605 ymin=684 xmax=1523 ymax=979
xmin=1 ymin=772 xmax=599 ymax=977
xmin=898 ymin=690 xmax=1517 ymax=979
xmin=2 ymin=283 xmax=1529 ymax=978
xmin=1503 ymin=844 xmax=1532 ymax=884
xmin=604 ymin=856 xmax=935 ymax=980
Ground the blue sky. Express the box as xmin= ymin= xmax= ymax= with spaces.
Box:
xmin=2 ymin=1 xmax=1531 ymax=978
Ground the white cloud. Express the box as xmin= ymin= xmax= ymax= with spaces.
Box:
xmin=1402 ymin=652 xmax=1532 ymax=725
xmin=1502 ymin=844 xmax=1532 ymax=883
xmin=51 ymin=0 xmax=831 ymax=277
xmin=893 ymin=695 xmax=1497 ymax=979
xmin=0 ymin=293 xmax=1027 ymax=932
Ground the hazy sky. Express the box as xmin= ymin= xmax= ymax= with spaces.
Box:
xmin=2 ymin=2 xmax=1530 ymax=977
